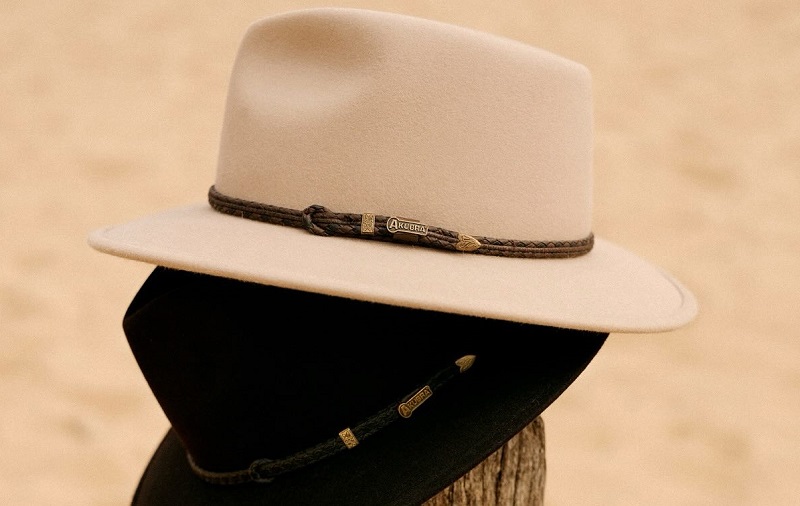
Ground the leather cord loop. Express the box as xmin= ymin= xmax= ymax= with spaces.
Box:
xmin=302 ymin=205 xmax=331 ymax=236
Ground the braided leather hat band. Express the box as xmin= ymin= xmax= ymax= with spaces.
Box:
xmin=208 ymin=186 xmax=594 ymax=259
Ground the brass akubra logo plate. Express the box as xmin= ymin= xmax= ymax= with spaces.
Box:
xmin=386 ymin=217 xmax=429 ymax=236
xmin=398 ymin=385 xmax=433 ymax=418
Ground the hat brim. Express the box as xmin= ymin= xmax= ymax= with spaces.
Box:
xmin=130 ymin=329 xmax=607 ymax=506
xmin=89 ymin=203 xmax=696 ymax=333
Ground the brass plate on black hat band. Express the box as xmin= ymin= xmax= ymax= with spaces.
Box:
xmin=398 ymin=385 xmax=433 ymax=418
xmin=339 ymin=428 xmax=359 ymax=449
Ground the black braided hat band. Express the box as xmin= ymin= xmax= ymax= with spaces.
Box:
xmin=187 ymin=355 xmax=477 ymax=485
xmin=208 ymin=186 xmax=594 ymax=259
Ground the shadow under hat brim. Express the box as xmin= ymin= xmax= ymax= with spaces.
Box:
xmin=130 ymin=329 xmax=607 ymax=506
xmin=89 ymin=203 xmax=696 ymax=334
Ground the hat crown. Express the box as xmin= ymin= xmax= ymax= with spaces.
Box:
xmin=88 ymin=8 xmax=697 ymax=335
xmin=214 ymin=7 xmax=594 ymax=241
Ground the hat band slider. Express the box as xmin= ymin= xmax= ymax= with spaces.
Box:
xmin=208 ymin=186 xmax=594 ymax=258
xmin=186 ymin=354 xmax=476 ymax=485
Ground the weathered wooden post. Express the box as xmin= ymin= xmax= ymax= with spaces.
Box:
xmin=424 ymin=417 xmax=545 ymax=506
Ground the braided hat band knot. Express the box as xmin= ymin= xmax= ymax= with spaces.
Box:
xmin=208 ymin=186 xmax=593 ymax=259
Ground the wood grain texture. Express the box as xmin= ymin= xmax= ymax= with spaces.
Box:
xmin=424 ymin=417 xmax=545 ymax=506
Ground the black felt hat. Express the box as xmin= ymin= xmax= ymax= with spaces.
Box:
xmin=123 ymin=266 xmax=607 ymax=505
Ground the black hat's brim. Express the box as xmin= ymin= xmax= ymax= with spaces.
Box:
xmin=130 ymin=329 xmax=606 ymax=505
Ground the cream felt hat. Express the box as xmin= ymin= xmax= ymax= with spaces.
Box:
xmin=88 ymin=7 xmax=697 ymax=333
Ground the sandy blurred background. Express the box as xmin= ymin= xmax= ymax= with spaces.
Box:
xmin=2 ymin=1 xmax=798 ymax=505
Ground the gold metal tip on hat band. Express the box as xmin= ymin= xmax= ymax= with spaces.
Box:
xmin=207 ymin=186 xmax=594 ymax=258
xmin=187 ymin=354 xmax=477 ymax=485
xmin=455 ymin=355 xmax=476 ymax=372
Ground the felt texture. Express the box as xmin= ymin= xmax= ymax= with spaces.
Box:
xmin=125 ymin=266 xmax=608 ymax=505
xmin=88 ymin=8 xmax=697 ymax=333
